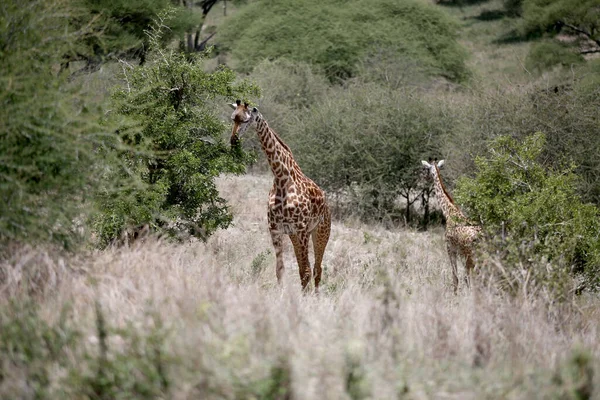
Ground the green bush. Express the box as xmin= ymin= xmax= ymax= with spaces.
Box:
xmin=0 ymin=300 xmax=78 ymax=399
xmin=219 ymin=0 xmax=470 ymax=83
xmin=70 ymin=303 xmax=171 ymax=399
xmin=525 ymin=41 xmax=584 ymax=73
xmin=443 ymin=62 xmax=600 ymax=206
xmin=285 ymin=82 xmax=446 ymax=223
xmin=455 ymin=133 xmax=600 ymax=291
xmin=93 ymin=17 xmax=259 ymax=247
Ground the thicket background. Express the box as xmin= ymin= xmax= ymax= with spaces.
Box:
xmin=1 ymin=0 xmax=600 ymax=398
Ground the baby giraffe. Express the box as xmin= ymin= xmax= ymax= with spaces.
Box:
xmin=229 ymin=101 xmax=331 ymax=292
xmin=422 ymin=158 xmax=481 ymax=292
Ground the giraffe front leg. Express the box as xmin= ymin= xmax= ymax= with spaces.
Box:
xmin=289 ymin=232 xmax=312 ymax=292
xmin=447 ymin=243 xmax=459 ymax=294
xmin=270 ymin=229 xmax=285 ymax=284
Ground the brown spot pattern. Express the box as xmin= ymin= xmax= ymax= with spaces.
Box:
xmin=230 ymin=105 xmax=331 ymax=292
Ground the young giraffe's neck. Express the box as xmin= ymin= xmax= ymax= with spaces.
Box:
xmin=432 ymin=165 xmax=465 ymax=226
xmin=254 ymin=116 xmax=301 ymax=182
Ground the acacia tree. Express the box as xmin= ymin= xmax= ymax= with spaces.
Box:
xmin=181 ymin=0 xmax=246 ymax=53
xmin=522 ymin=0 xmax=600 ymax=56
xmin=93 ymin=14 xmax=259 ymax=246
xmin=219 ymin=0 xmax=469 ymax=83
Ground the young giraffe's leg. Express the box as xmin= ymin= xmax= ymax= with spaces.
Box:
xmin=464 ymin=249 xmax=475 ymax=288
xmin=289 ymin=232 xmax=312 ymax=291
xmin=269 ymin=229 xmax=285 ymax=284
xmin=311 ymin=207 xmax=331 ymax=293
xmin=447 ymin=242 xmax=459 ymax=293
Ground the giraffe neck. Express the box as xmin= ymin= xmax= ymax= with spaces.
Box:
xmin=254 ymin=116 xmax=301 ymax=183
xmin=432 ymin=166 xmax=465 ymax=226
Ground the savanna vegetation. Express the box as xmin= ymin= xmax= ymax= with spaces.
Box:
xmin=2 ymin=0 xmax=600 ymax=398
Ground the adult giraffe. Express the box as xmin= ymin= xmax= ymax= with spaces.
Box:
xmin=229 ymin=100 xmax=331 ymax=292
xmin=422 ymin=158 xmax=481 ymax=292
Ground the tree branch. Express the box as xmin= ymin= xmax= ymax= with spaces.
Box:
xmin=559 ymin=20 xmax=600 ymax=49
xmin=581 ymin=48 xmax=600 ymax=54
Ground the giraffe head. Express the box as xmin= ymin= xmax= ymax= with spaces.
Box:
xmin=228 ymin=100 xmax=259 ymax=146
xmin=421 ymin=158 xmax=445 ymax=181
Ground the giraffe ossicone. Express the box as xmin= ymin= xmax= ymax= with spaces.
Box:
xmin=230 ymin=101 xmax=331 ymax=292
xmin=422 ymin=158 xmax=481 ymax=292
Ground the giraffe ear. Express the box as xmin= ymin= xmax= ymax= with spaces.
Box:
xmin=437 ymin=159 xmax=445 ymax=168
xmin=252 ymin=107 xmax=258 ymax=113
xmin=228 ymin=103 xmax=237 ymax=110
xmin=421 ymin=160 xmax=431 ymax=167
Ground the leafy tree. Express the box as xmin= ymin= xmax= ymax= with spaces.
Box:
xmin=0 ymin=0 xmax=119 ymax=250
xmin=455 ymin=133 xmax=600 ymax=290
xmin=93 ymin=15 xmax=259 ymax=247
xmin=219 ymin=0 xmax=469 ymax=83
xmin=522 ymin=0 xmax=600 ymax=56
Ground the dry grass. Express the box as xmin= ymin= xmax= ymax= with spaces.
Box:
xmin=2 ymin=173 xmax=600 ymax=399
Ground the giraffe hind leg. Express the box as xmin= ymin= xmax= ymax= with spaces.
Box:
xmin=289 ymin=232 xmax=312 ymax=292
xmin=447 ymin=243 xmax=459 ymax=294
xmin=311 ymin=207 xmax=331 ymax=293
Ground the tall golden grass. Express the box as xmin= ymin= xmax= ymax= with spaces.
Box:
xmin=1 ymin=173 xmax=599 ymax=399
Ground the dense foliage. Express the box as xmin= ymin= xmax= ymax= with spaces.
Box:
xmin=0 ymin=0 xmax=117 ymax=250
xmin=444 ymin=61 xmax=600 ymax=206
xmin=284 ymin=82 xmax=444 ymax=224
xmin=93 ymin=18 xmax=259 ymax=247
xmin=219 ymin=0 xmax=470 ymax=82
xmin=455 ymin=133 xmax=600 ymax=290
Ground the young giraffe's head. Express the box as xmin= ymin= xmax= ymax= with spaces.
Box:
xmin=421 ymin=158 xmax=445 ymax=181
xmin=228 ymin=99 xmax=260 ymax=146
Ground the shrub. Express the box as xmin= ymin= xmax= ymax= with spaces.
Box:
xmin=219 ymin=0 xmax=470 ymax=83
xmin=455 ymin=133 xmax=600 ymax=291
xmin=0 ymin=300 xmax=79 ymax=399
xmin=92 ymin=15 xmax=260 ymax=247
xmin=285 ymin=82 xmax=447 ymax=224
xmin=443 ymin=62 xmax=600 ymax=206
xmin=525 ymin=41 xmax=584 ymax=73
xmin=70 ymin=303 xmax=171 ymax=399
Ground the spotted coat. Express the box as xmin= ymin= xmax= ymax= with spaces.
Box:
xmin=422 ymin=159 xmax=481 ymax=292
xmin=231 ymin=101 xmax=331 ymax=291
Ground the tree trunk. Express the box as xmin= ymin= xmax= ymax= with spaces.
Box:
xmin=403 ymin=192 xmax=411 ymax=226
xmin=194 ymin=28 xmax=201 ymax=50
xmin=421 ymin=188 xmax=431 ymax=231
